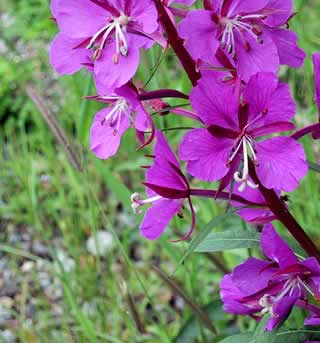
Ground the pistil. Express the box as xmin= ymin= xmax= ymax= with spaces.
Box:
xmin=131 ymin=193 xmax=163 ymax=214
xmin=229 ymin=136 xmax=258 ymax=192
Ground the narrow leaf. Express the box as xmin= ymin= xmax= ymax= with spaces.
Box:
xmin=194 ymin=230 xmax=260 ymax=253
xmin=308 ymin=160 xmax=320 ymax=173
xmin=177 ymin=211 xmax=238 ymax=268
xmin=219 ymin=333 xmax=254 ymax=343
xmin=251 ymin=316 xmax=320 ymax=343
xmin=152 ymin=265 xmax=217 ymax=335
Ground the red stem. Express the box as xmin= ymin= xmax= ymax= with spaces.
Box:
xmin=248 ymin=161 xmax=320 ymax=261
xmin=190 ymin=188 xmax=265 ymax=207
xmin=291 ymin=123 xmax=320 ymax=140
xmin=154 ymin=0 xmax=201 ymax=86
xmin=138 ymin=89 xmax=189 ymax=101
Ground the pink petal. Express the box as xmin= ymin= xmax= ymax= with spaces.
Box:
xmin=54 ymin=0 xmax=108 ymax=38
xmin=255 ymin=137 xmax=307 ymax=192
xmin=178 ymin=10 xmax=219 ymax=62
xmin=90 ymin=108 xmax=130 ymax=159
xmin=140 ymin=199 xmax=183 ymax=240
xmin=268 ymin=28 xmax=306 ymax=68
xmin=49 ymin=33 xmax=89 ymax=75
xmin=179 ymin=128 xmax=233 ymax=182
xmin=261 ymin=224 xmax=297 ymax=268
xmin=190 ymin=71 xmax=239 ymax=129
xmin=234 ymin=30 xmax=279 ymax=82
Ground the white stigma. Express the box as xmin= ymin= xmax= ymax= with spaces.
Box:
xmin=230 ymin=136 xmax=259 ymax=192
xmin=130 ymin=193 xmax=163 ymax=214
xmin=87 ymin=13 xmax=130 ymax=62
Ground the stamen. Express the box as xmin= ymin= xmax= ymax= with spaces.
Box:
xmin=259 ymin=276 xmax=316 ymax=318
xmin=131 ymin=192 xmax=163 ymax=214
xmin=100 ymin=97 xmax=134 ymax=135
xmin=87 ymin=13 xmax=130 ymax=62
xmin=220 ymin=13 xmax=265 ymax=58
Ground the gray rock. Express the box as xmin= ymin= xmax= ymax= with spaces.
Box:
xmin=0 ymin=330 xmax=16 ymax=343
xmin=86 ymin=231 xmax=113 ymax=257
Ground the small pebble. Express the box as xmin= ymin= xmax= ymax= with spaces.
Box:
xmin=86 ymin=231 xmax=113 ymax=257
xmin=21 ymin=261 xmax=34 ymax=273
xmin=0 ymin=330 xmax=16 ymax=343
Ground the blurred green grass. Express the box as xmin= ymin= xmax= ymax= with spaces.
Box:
xmin=0 ymin=0 xmax=320 ymax=342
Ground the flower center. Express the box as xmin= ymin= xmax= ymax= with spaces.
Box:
xmin=87 ymin=13 xmax=130 ymax=63
xmin=220 ymin=14 xmax=264 ymax=57
xmin=259 ymin=276 xmax=315 ymax=317
xmin=228 ymin=135 xmax=258 ymax=192
xmin=131 ymin=193 xmax=163 ymax=214
xmin=101 ymin=97 xmax=131 ymax=135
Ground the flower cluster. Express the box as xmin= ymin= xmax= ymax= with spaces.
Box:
xmin=221 ymin=224 xmax=320 ymax=331
xmin=49 ymin=0 xmax=320 ymax=334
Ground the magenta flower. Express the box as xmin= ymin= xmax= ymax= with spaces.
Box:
xmin=178 ymin=0 xmax=306 ymax=80
xmin=179 ymin=72 xmax=307 ymax=192
xmin=131 ymin=131 xmax=194 ymax=240
xmin=313 ymin=53 xmax=320 ymax=112
xmin=50 ymin=0 xmax=158 ymax=93
xmin=220 ymin=224 xmax=320 ymax=331
xmin=305 ymin=312 xmax=320 ymax=326
xmin=231 ymin=185 xmax=276 ymax=224
xmin=90 ymin=85 xmax=151 ymax=159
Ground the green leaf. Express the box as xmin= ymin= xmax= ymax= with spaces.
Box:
xmin=251 ymin=316 xmax=320 ymax=343
xmin=177 ymin=211 xmax=238 ymax=268
xmin=194 ymin=230 xmax=260 ymax=253
xmin=308 ymin=160 xmax=320 ymax=173
xmin=92 ymin=159 xmax=132 ymax=208
xmin=218 ymin=333 xmax=254 ymax=343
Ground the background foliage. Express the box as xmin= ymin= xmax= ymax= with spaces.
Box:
xmin=1 ymin=0 xmax=320 ymax=342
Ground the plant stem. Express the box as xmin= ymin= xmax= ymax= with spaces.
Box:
xmin=291 ymin=123 xmax=320 ymax=140
xmin=189 ymin=188 xmax=265 ymax=207
xmin=138 ymin=89 xmax=189 ymax=101
xmin=154 ymin=0 xmax=201 ymax=86
xmin=248 ymin=161 xmax=320 ymax=261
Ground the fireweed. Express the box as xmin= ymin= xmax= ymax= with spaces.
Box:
xmin=49 ymin=0 xmax=320 ymax=337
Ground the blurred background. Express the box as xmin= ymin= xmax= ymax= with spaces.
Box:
xmin=0 ymin=0 xmax=320 ymax=342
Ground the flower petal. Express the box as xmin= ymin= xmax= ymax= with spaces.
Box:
xmin=190 ymin=71 xmax=239 ymax=129
xmin=243 ymin=72 xmax=278 ymax=124
xmin=129 ymin=0 xmax=159 ymax=33
xmin=262 ymin=0 xmax=292 ymax=27
xmin=140 ymin=199 xmax=183 ymax=240
xmin=220 ymin=275 xmax=259 ymax=315
xmin=234 ymin=30 xmax=279 ymax=82
xmin=232 ymin=257 xmax=276 ymax=295
xmin=178 ymin=10 xmax=219 ymax=62
xmin=179 ymin=129 xmax=233 ymax=182
xmin=227 ymin=0 xmax=268 ymax=16
xmin=147 ymin=132 xmax=186 ymax=190
xmin=154 ymin=131 xmax=180 ymax=167
xmin=255 ymin=137 xmax=307 ymax=192
xmin=268 ymin=28 xmax=306 ymax=68
xmin=90 ymin=108 xmax=130 ymax=159
xmin=49 ymin=33 xmax=90 ymax=75
xmin=94 ymin=36 xmax=140 ymax=94
xmin=265 ymin=295 xmax=298 ymax=331
xmin=313 ymin=53 xmax=320 ymax=112
xmin=264 ymin=82 xmax=296 ymax=124
xmin=261 ymin=224 xmax=297 ymax=268
xmin=54 ymin=0 xmax=109 ymax=38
